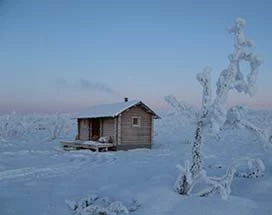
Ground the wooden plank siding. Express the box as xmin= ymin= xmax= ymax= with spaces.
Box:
xmin=100 ymin=119 xmax=103 ymax=136
xmin=79 ymin=119 xmax=90 ymax=140
xmin=89 ymin=119 xmax=92 ymax=140
xmin=113 ymin=117 xmax=117 ymax=145
xmin=101 ymin=118 xmax=115 ymax=143
xmin=120 ymin=105 xmax=152 ymax=146
xmin=150 ymin=115 xmax=154 ymax=145
xmin=117 ymin=114 xmax=122 ymax=145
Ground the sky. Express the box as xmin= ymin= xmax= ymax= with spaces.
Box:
xmin=0 ymin=0 xmax=271 ymax=114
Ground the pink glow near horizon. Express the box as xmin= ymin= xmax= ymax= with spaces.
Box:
xmin=0 ymin=96 xmax=271 ymax=115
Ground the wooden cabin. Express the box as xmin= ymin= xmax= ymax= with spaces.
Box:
xmin=74 ymin=100 xmax=160 ymax=150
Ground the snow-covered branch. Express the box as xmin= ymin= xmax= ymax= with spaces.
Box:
xmin=174 ymin=17 xmax=263 ymax=199
xmin=199 ymin=158 xmax=264 ymax=199
xmin=164 ymin=95 xmax=198 ymax=120
xmin=196 ymin=67 xmax=212 ymax=114
xmin=209 ymin=17 xmax=262 ymax=132
xmin=201 ymin=166 xmax=236 ymax=200
xmin=225 ymin=106 xmax=271 ymax=148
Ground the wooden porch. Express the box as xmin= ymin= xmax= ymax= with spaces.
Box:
xmin=60 ymin=140 xmax=114 ymax=152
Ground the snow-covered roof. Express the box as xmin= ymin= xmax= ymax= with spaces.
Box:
xmin=76 ymin=100 xmax=160 ymax=119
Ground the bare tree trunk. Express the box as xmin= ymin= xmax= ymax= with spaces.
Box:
xmin=177 ymin=70 xmax=211 ymax=194
xmin=190 ymin=115 xmax=205 ymax=177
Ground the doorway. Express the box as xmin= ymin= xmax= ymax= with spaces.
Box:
xmin=92 ymin=119 xmax=100 ymax=140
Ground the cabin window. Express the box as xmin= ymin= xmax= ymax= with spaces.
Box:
xmin=132 ymin=116 xmax=141 ymax=127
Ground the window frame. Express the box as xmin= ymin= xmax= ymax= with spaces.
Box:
xmin=132 ymin=116 xmax=141 ymax=128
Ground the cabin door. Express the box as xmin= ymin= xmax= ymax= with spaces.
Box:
xmin=79 ymin=119 xmax=90 ymax=141
xmin=91 ymin=119 xmax=100 ymax=140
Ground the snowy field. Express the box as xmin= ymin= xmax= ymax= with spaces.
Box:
xmin=0 ymin=108 xmax=272 ymax=215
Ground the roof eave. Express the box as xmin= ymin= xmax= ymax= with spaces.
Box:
xmin=118 ymin=101 xmax=161 ymax=119
xmin=77 ymin=116 xmax=116 ymax=119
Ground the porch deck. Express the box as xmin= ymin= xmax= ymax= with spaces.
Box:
xmin=60 ymin=140 xmax=114 ymax=152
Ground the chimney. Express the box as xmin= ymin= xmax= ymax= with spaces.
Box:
xmin=124 ymin=97 xmax=128 ymax=102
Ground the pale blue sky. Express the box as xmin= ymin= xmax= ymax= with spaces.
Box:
xmin=0 ymin=0 xmax=271 ymax=114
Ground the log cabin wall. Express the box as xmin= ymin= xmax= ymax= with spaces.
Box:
xmin=120 ymin=105 xmax=152 ymax=147
xmin=78 ymin=118 xmax=90 ymax=140
xmin=101 ymin=118 xmax=115 ymax=143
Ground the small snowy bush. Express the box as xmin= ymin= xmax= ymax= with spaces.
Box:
xmin=66 ymin=194 xmax=140 ymax=215
xmin=200 ymin=167 xmax=236 ymax=200
xmin=174 ymin=161 xmax=193 ymax=195
xmin=0 ymin=112 xmax=73 ymax=140
xmin=225 ymin=105 xmax=248 ymax=126
xmin=235 ymin=158 xmax=265 ymax=178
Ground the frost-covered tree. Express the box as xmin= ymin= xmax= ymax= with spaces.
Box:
xmin=50 ymin=113 xmax=72 ymax=140
xmin=174 ymin=17 xmax=262 ymax=198
xmin=0 ymin=112 xmax=73 ymax=140
xmin=164 ymin=95 xmax=199 ymax=120
xmin=225 ymin=106 xmax=272 ymax=148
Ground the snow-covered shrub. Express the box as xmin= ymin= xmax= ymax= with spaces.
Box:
xmin=225 ymin=105 xmax=248 ymax=126
xmin=174 ymin=161 xmax=193 ymax=195
xmin=235 ymin=158 xmax=265 ymax=178
xmin=0 ymin=112 xmax=26 ymax=138
xmin=66 ymin=195 xmax=99 ymax=211
xmin=109 ymin=201 xmax=129 ymax=214
xmin=200 ymin=166 xmax=236 ymax=200
xmin=0 ymin=112 xmax=73 ymax=140
xmin=66 ymin=194 xmax=139 ymax=215
xmin=183 ymin=138 xmax=191 ymax=145
xmin=49 ymin=113 xmax=72 ymax=140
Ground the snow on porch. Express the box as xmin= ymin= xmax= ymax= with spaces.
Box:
xmin=60 ymin=140 xmax=114 ymax=152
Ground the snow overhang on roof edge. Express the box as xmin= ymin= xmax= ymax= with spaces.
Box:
xmin=75 ymin=100 xmax=160 ymax=119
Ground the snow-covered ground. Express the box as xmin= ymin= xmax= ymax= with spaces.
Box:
xmin=0 ymin=109 xmax=272 ymax=215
